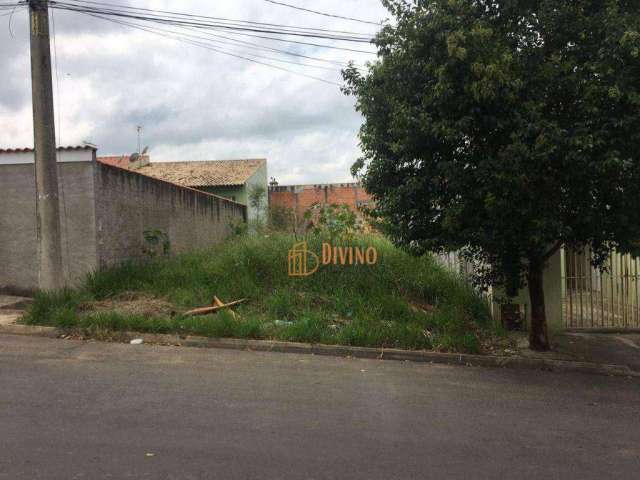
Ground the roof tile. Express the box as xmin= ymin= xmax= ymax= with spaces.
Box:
xmin=135 ymin=159 xmax=266 ymax=187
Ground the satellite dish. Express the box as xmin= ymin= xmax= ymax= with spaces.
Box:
xmin=141 ymin=146 xmax=149 ymax=155
xmin=130 ymin=152 xmax=140 ymax=163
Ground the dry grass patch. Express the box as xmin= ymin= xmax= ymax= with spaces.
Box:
xmin=79 ymin=292 xmax=177 ymax=318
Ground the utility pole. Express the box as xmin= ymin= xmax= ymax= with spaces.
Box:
xmin=29 ymin=0 xmax=64 ymax=290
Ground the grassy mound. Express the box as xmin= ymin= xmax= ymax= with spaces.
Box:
xmin=24 ymin=234 xmax=491 ymax=352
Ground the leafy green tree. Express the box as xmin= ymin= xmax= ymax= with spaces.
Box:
xmin=304 ymin=203 xmax=362 ymax=243
xmin=343 ymin=0 xmax=640 ymax=350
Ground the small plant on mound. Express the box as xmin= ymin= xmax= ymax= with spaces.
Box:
xmin=24 ymin=233 xmax=492 ymax=353
xmin=142 ymin=229 xmax=170 ymax=258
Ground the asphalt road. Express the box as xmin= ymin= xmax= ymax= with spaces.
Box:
xmin=1 ymin=335 xmax=639 ymax=480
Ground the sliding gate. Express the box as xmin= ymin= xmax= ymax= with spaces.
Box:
xmin=562 ymin=249 xmax=640 ymax=329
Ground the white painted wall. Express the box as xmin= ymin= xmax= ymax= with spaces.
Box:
xmin=0 ymin=148 xmax=95 ymax=165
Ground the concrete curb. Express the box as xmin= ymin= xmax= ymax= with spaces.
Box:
xmin=565 ymin=328 xmax=640 ymax=334
xmin=1 ymin=323 xmax=638 ymax=378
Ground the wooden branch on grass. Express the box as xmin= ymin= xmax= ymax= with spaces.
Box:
xmin=184 ymin=298 xmax=247 ymax=317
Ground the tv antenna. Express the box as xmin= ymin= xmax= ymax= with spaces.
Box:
xmin=136 ymin=125 xmax=143 ymax=154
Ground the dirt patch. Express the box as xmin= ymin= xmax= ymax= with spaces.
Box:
xmin=80 ymin=292 xmax=177 ymax=318
xmin=0 ymin=311 xmax=24 ymax=326
xmin=479 ymin=331 xmax=520 ymax=356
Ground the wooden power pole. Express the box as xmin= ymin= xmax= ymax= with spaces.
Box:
xmin=29 ymin=0 xmax=64 ymax=290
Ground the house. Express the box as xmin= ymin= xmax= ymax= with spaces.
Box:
xmin=0 ymin=147 xmax=245 ymax=293
xmin=98 ymin=156 xmax=268 ymax=223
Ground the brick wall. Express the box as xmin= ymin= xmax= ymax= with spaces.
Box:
xmin=268 ymin=183 xmax=372 ymax=221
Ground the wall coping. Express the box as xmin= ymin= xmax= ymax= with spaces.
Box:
xmin=0 ymin=147 xmax=95 ymax=165
xmin=98 ymin=162 xmax=248 ymax=210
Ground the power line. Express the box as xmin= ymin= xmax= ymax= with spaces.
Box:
xmin=3 ymin=1 xmax=24 ymax=37
xmin=189 ymin=27 xmax=375 ymax=54
xmin=133 ymin=21 xmax=367 ymax=69
xmin=49 ymin=1 xmax=378 ymax=54
xmin=263 ymin=0 xmax=382 ymax=26
xmin=49 ymin=1 xmax=374 ymax=42
xmin=83 ymin=11 xmax=343 ymax=86
xmin=0 ymin=8 xmax=24 ymax=17
xmin=0 ymin=1 xmax=26 ymax=7
xmin=58 ymin=0 xmax=376 ymax=37
xmin=85 ymin=12 xmax=342 ymax=72
xmin=36 ymin=0 xmax=372 ymax=87
xmin=180 ymin=27 xmax=355 ymax=67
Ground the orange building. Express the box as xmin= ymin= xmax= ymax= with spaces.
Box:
xmin=268 ymin=182 xmax=373 ymax=221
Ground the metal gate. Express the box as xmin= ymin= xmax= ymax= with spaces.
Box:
xmin=562 ymin=248 xmax=640 ymax=329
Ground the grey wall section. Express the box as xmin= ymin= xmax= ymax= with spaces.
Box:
xmin=0 ymin=161 xmax=245 ymax=293
xmin=0 ymin=162 xmax=98 ymax=294
xmin=94 ymin=163 xmax=245 ymax=268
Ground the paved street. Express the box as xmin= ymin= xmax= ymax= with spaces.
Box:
xmin=1 ymin=334 xmax=639 ymax=480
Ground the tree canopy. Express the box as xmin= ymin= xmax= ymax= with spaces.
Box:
xmin=343 ymin=0 xmax=640 ymax=349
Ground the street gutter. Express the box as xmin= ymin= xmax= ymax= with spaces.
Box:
xmin=0 ymin=323 xmax=638 ymax=378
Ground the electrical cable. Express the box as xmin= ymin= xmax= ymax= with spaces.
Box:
xmin=263 ymin=0 xmax=382 ymax=26
xmin=49 ymin=0 xmax=374 ymax=42
xmin=59 ymin=0 xmax=377 ymax=37
xmin=49 ymin=1 xmax=377 ymax=54
xmin=82 ymin=11 xmax=344 ymax=86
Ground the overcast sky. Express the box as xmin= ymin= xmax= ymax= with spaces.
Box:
xmin=0 ymin=0 xmax=388 ymax=184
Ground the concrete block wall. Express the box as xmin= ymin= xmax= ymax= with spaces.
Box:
xmin=0 ymin=148 xmax=98 ymax=293
xmin=0 ymin=149 xmax=246 ymax=293
xmin=95 ymin=163 xmax=246 ymax=267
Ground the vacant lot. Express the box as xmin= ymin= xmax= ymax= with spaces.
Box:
xmin=25 ymin=234 xmax=493 ymax=352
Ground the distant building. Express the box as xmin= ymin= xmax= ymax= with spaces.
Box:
xmin=97 ymin=156 xmax=268 ymax=223
xmin=268 ymin=182 xmax=373 ymax=221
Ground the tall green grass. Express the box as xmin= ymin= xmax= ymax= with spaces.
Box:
xmin=24 ymin=234 xmax=491 ymax=352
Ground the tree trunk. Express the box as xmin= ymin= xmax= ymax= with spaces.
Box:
xmin=527 ymin=260 xmax=550 ymax=351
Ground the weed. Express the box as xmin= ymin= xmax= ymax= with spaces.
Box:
xmin=25 ymin=233 xmax=491 ymax=353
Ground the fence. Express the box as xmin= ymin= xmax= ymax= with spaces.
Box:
xmin=435 ymin=247 xmax=640 ymax=331
xmin=434 ymin=251 xmax=503 ymax=324
xmin=562 ymin=248 xmax=640 ymax=329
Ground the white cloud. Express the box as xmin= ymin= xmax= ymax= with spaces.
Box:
xmin=0 ymin=0 xmax=387 ymax=183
